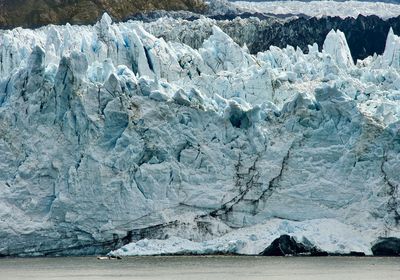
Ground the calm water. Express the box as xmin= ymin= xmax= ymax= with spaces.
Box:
xmin=0 ymin=256 xmax=399 ymax=280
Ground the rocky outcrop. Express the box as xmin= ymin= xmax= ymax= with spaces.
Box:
xmin=260 ymin=235 xmax=327 ymax=256
xmin=0 ymin=0 xmax=206 ymax=28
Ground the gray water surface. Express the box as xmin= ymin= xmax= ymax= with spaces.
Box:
xmin=0 ymin=256 xmax=399 ymax=280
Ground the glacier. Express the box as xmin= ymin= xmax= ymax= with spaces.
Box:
xmin=0 ymin=13 xmax=399 ymax=256
xmin=234 ymin=1 xmax=400 ymax=19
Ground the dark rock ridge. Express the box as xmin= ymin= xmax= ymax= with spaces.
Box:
xmin=0 ymin=0 xmax=207 ymax=29
xmin=249 ymin=14 xmax=400 ymax=62
xmin=372 ymin=237 xmax=400 ymax=256
xmin=260 ymin=235 xmax=328 ymax=256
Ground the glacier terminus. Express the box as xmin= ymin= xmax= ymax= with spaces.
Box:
xmin=0 ymin=12 xmax=399 ymax=257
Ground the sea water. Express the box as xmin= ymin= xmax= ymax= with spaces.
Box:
xmin=0 ymin=256 xmax=399 ymax=280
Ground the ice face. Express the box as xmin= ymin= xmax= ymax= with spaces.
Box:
xmin=0 ymin=13 xmax=399 ymax=256
xmin=380 ymin=28 xmax=400 ymax=69
xmin=323 ymin=30 xmax=354 ymax=69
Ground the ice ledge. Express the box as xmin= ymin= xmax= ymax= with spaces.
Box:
xmin=110 ymin=219 xmax=377 ymax=256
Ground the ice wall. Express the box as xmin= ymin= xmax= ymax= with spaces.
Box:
xmin=0 ymin=14 xmax=399 ymax=256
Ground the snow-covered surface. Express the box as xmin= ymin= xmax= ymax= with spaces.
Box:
xmin=234 ymin=1 xmax=400 ymax=19
xmin=0 ymin=14 xmax=399 ymax=256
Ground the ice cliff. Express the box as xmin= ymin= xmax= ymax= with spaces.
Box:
xmin=0 ymin=14 xmax=399 ymax=256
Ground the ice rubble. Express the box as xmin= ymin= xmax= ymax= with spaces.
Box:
xmin=0 ymin=14 xmax=399 ymax=256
